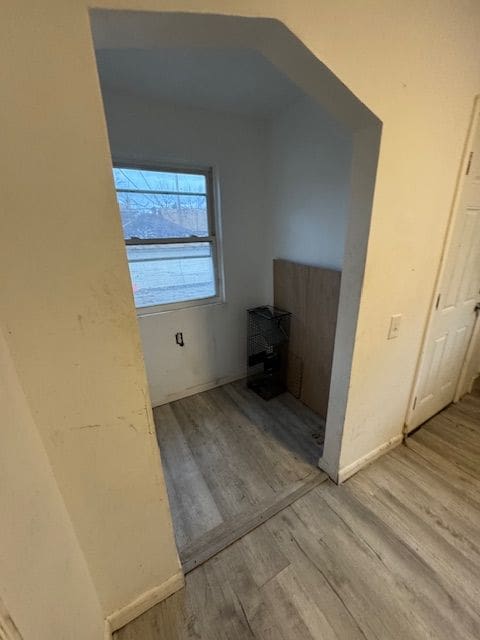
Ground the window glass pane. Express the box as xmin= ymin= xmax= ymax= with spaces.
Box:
xmin=126 ymin=242 xmax=216 ymax=308
xmin=113 ymin=168 xmax=206 ymax=194
xmin=113 ymin=167 xmax=209 ymax=239
xmin=118 ymin=192 xmax=208 ymax=239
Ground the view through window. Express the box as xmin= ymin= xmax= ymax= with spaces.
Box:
xmin=113 ymin=166 xmax=218 ymax=309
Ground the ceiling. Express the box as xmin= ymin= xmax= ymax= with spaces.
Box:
xmin=95 ymin=47 xmax=307 ymax=118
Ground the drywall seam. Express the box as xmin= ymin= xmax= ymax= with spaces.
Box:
xmin=104 ymin=571 xmax=184 ymax=637
xmin=337 ymin=434 xmax=403 ymax=483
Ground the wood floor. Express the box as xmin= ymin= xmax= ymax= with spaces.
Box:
xmin=117 ymin=385 xmax=480 ymax=640
xmin=154 ymin=380 xmax=326 ymax=552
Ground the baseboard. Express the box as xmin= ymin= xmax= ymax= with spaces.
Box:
xmin=151 ymin=373 xmax=245 ymax=408
xmin=337 ymin=434 xmax=403 ymax=483
xmin=104 ymin=571 xmax=184 ymax=638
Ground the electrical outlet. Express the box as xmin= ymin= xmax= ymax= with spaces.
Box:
xmin=388 ymin=314 xmax=402 ymax=340
xmin=175 ymin=332 xmax=184 ymax=347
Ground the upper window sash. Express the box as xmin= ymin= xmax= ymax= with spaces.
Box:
xmin=113 ymin=165 xmax=214 ymax=243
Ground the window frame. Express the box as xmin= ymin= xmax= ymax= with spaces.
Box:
xmin=113 ymin=160 xmax=223 ymax=316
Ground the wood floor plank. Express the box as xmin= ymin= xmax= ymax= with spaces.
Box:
xmin=256 ymin=567 xmax=316 ymax=640
xmin=154 ymin=403 xmax=223 ymax=548
xmin=405 ymin=436 xmax=480 ymax=494
xmin=346 ymin=467 xmax=480 ymax=624
xmin=171 ymin=393 xmax=273 ymax=519
xmin=370 ymin=454 xmax=480 ymax=563
xmin=279 ymin=495 xmax=422 ymax=639
xmin=388 ymin=446 xmax=480 ymax=529
xmin=225 ymin=382 xmax=320 ymax=465
xmin=272 ymin=564 xmax=348 ymax=640
xmin=209 ymin=384 xmax=313 ymax=485
xmin=320 ymin=480 xmax=480 ymax=640
xmin=180 ymin=471 xmax=326 ymax=573
xmin=156 ymin=380 xmax=321 ymax=548
xmin=426 ymin=412 xmax=480 ymax=454
xmin=264 ymin=509 xmax=377 ymax=639
xmin=412 ymin=427 xmax=480 ymax=479
xmin=117 ymin=382 xmax=480 ymax=640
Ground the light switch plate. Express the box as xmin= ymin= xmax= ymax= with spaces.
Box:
xmin=388 ymin=314 xmax=402 ymax=339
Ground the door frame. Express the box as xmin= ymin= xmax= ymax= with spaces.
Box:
xmin=404 ymin=95 xmax=480 ymax=432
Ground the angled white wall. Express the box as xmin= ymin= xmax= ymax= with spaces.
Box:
xmin=0 ymin=330 xmax=104 ymax=640
xmin=0 ymin=3 xmax=181 ymax=632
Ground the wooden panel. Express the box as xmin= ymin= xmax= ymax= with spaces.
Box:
xmin=301 ymin=264 xmax=341 ymax=417
xmin=274 ymin=259 xmax=341 ymax=419
xmin=273 ymin=260 xmax=308 ymax=388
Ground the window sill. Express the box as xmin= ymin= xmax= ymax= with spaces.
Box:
xmin=136 ymin=296 xmax=224 ymax=318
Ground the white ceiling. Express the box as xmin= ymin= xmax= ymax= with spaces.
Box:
xmin=95 ymin=47 xmax=307 ymax=117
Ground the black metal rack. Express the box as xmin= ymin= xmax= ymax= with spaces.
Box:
xmin=247 ymin=305 xmax=291 ymax=400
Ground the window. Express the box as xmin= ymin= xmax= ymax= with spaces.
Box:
xmin=113 ymin=165 xmax=220 ymax=311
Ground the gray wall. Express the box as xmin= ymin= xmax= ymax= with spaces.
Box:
xmin=268 ymin=95 xmax=352 ymax=270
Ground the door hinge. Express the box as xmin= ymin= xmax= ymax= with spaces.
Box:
xmin=412 ymin=396 xmax=417 ymax=411
xmin=466 ymin=151 xmax=474 ymax=176
xmin=435 ymin=293 xmax=441 ymax=310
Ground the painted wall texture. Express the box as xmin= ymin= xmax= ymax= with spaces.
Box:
xmin=101 ymin=89 xmax=350 ymax=406
xmin=0 ymin=330 xmax=104 ymax=640
xmin=268 ymin=95 xmax=352 ymax=270
xmin=1 ymin=1 xmax=480 ymax=638
xmin=101 ymin=92 xmax=272 ymax=406
xmin=0 ymin=1 xmax=181 ymax=632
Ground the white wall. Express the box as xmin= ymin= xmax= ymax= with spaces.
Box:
xmin=0 ymin=329 xmax=104 ymax=640
xmin=3 ymin=2 xmax=480 ymax=635
xmin=102 ymin=91 xmax=272 ymax=405
xmin=268 ymin=95 xmax=352 ymax=270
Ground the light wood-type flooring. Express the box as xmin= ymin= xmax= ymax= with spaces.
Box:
xmin=116 ymin=384 xmax=480 ymax=640
xmin=154 ymin=380 xmax=326 ymax=559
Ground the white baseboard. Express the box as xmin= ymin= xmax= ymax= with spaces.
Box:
xmin=337 ymin=434 xmax=403 ymax=484
xmin=104 ymin=571 xmax=184 ymax=638
xmin=151 ymin=372 xmax=245 ymax=408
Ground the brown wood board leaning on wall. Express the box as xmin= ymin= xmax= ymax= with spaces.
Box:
xmin=273 ymin=259 xmax=341 ymax=420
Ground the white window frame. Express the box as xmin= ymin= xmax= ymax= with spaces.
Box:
xmin=113 ymin=161 xmax=223 ymax=316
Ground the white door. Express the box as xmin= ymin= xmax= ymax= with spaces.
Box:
xmin=406 ymin=99 xmax=480 ymax=432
